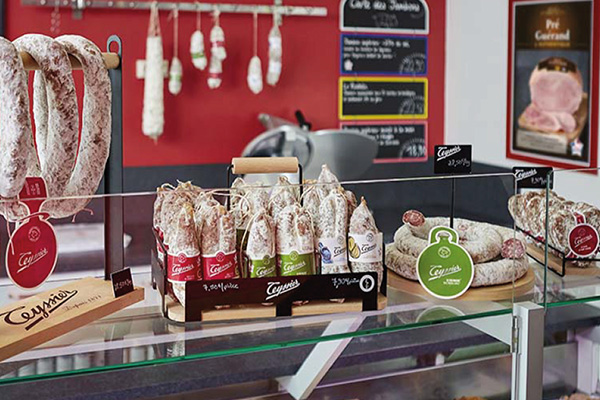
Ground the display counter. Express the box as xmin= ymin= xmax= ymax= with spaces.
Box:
xmin=1 ymin=169 xmax=600 ymax=399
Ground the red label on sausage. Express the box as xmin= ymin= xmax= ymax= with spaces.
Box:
xmin=167 ymin=252 xmax=201 ymax=282
xmin=568 ymin=224 xmax=599 ymax=258
xmin=6 ymin=217 xmax=58 ymax=289
xmin=202 ymin=251 xmax=239 ymax=280
xmin=18 ymin=177 xmax=48 ymax=214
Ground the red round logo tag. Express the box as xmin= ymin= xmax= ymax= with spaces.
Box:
xmin=568 ymin=224 xmax=600 ymax=258
xmin=6 ymin=217 xmax=58 ymax=289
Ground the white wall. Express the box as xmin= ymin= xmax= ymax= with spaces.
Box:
xmin=445 ymin=0 xmax=600 ymax=204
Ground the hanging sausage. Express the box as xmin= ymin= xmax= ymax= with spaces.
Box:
xmin=168 ymin=8 xmax=182 ymax=95
xmin=208 ymin=9 xmax=226 ymax=89
xmin=142 ymin=2 xmax=164 ymax=142
xmin=190 ymin=4 xmax=207 ymax=70
xmin=267 ymin=10 xmax=282 ymax=86
xmin=247 ymin=11 xmax=263 ymax=94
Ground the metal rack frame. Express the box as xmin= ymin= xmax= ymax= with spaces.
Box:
xmin=21 ymin=0 xmax=327 ymax=18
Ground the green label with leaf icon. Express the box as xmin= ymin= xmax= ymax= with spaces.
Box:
xmin=279 ymin=252 xmax=314 ymax=276
xmin=417 ymin=226 xmax=474 ymax=299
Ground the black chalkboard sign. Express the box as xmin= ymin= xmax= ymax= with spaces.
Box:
xmin=340 ymin=0 xmax=429 ymax=34
xmin=341 ymin=122 xmax=426 ymax=161
xmin=339 ymin=78 xmax=427 ymax=119
xmin=111 ymin=268 xmax=134 ymax=298
xmin=434 ymin=145 xmax=472 ymax=174
xmin=341 ymin=34 xmax=427 ymax=76
xmin=513 ymin=167 xmax=553 ymax=189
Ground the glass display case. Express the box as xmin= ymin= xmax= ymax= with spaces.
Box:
xmin=0 ymin=170 xmax=553 ymax=399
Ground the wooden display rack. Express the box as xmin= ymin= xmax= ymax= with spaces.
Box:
xmin=152 ymin=248 xmax=387 ymax=323
xmin=151 ymin=157 xmax=388 ymax=323
xmin=387 ymin=268 xmax=536 ymax=301
xmin=526 ymin=244 xmax=600 ymax=276
xmin=518 ymin=228 xmax=600 ymax=277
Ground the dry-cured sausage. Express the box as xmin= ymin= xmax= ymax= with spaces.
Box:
xmin=41 ymin=35 xmax=111 ymax=218
xmin=14 ymin=34 xmax=78 ymax=198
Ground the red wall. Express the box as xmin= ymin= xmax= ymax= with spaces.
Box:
xmin=6 ymin=0 xmax=445 ymax=167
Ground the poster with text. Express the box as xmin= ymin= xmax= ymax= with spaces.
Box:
xmin=507 ymin=0 xmax=598 ymax=169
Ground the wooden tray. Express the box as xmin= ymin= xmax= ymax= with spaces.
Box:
xmin=518 ymin=93 xmax=589 ymax=142
xmin=387 ymin=268 xmax=535 ymax=301
xmin=0 ymin=277 xmax=144 ymax=362
xmin=165 ymin=293 xmax=388 ymax=323
xmin=527 ymin=244 xmax=600 ymax=276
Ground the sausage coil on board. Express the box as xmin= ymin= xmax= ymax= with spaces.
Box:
xmin=41 ymin=35 xmax=112 ymax=218
xmin=387 ymin=210 xmax=529 ymax=287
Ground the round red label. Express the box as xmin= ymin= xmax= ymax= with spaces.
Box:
xmin=568 ymin=223 xmax=600 ymax=258
xmin=6 ymin=217 xmax=58 ymax=289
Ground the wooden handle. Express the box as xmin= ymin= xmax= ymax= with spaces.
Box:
xmin=232 ymin=157 xmax=299 ymax=175
xmin=19 ymin=51 xmax=121 ymax=71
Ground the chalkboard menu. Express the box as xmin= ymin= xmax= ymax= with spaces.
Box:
xmin=341 ymin=34 xmax=427 ymax=76
xmin=341 ymin=122 xmax=426 ymax=161
xmin=340 ymin=0 xmax=429 ymax=34
xmin=339 ymin=77 xmax=427 ymax=119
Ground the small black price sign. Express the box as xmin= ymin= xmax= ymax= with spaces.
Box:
xmin=434 ymin=145 xmax=472 ymax=174
xmin=513 ymin=167 xmax=553 ymax=189
xmin=111 ymin=268 xmax=134 ymax=298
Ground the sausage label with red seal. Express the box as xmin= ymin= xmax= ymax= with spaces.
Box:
xmin=568 ymin=212 xmax=599 ymax=258
xmin=167 ymin=251 xmax=201 ymax=282
xmin=5 ymin=177 xmax=58 ymax=289
xmin=203 ymin=251 xmax=239 ymax=280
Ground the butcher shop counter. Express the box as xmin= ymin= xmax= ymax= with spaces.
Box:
xmin=0 ymin=171 xmax=579 ymax=399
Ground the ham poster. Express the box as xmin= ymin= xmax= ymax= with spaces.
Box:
xmin=507 ymin=0 xmax=598 ymax=169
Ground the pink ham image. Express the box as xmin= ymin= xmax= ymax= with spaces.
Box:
xmin=519 ymin=57 xmax=587 ymax=136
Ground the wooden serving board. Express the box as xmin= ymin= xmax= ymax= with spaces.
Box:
xmin=166 ymin=294 xmax=388 ymax=323
xmin=387 ymin=268 xmax=535 ymax=301
xmin=527 ymin=244 xmax=600 ymax=276
xmin=518 ymin=93 xmax=589 ymax=142
xmin=0 ymin=277 xmax=144 ymax=362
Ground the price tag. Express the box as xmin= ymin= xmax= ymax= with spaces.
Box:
xmin=434 ymin=145 xmax=472 ymax=174
xmin=513 ymin=167 xmax=553 ymax=189
xmin=111 ymin=268 xmax=134 ymax=298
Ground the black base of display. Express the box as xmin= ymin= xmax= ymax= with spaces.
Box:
xmin=151 ymin=247 xmax=384 ymax=323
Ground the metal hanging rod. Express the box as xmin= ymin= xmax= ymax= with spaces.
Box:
xmin=20 ymin=0 xmax=328 ymax=17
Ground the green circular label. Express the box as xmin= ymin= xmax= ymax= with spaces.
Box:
xmin=417 ymin=226 xmax=474 ymax=300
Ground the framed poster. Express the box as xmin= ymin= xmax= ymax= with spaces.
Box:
xmin=507 ymin=0 xmax=598 ymax=169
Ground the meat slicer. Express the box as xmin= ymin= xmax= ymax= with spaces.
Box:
xmin=240 ymin=112 xmax=378 ymax=184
